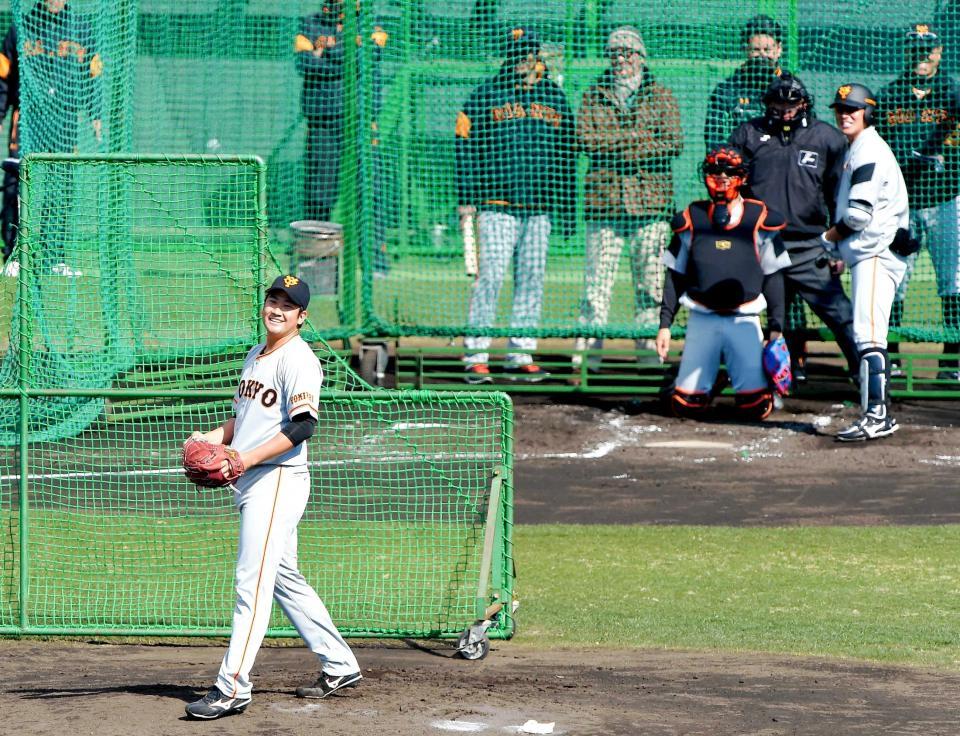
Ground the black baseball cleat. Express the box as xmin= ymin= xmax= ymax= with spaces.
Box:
xmin=835 ymin=412 xmax=899 ymax=442
xmin=296 ymin=670 xmax=362 ymax=699
xmin=184 ymin=687 xmax=251 ymax=719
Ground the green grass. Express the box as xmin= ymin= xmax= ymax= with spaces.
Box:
xmin=515 ymin=525 xmax=960 ymax=669
xmin=5 ymin=515 xmax=960 ymax=668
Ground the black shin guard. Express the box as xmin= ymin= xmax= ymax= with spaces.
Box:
xmin=859 ymin=348 xmax=888 ymax=417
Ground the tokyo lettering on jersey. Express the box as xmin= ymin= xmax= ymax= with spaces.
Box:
xmin=663 ymin=199 xmax=791 ymax=315
xmin=231 ymin=334 xmax=322 ymax=466
xmin=835 ymin=127 xmax=910 ymax=264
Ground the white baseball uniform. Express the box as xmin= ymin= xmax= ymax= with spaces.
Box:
xmin=215 ymin=334 xmax=359 ymax=701
xmin=834 ymin=126 xmax=910 ymax=351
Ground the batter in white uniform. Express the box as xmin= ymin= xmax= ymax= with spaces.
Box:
xmin=822 ymin=83 xmax=912 ymax=441
xmin=184 ymin=274 xmax=361 ymax=720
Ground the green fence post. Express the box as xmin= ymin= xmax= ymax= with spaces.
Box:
xmin=396 ymin=2 xmax=415 ymax=261
xmin=256 ymin=156 xmax=268 ymax=344
xmin=787 ymin=0 xmax=799 ymax=70
xmin=17 ymin=157 xmax=33 ymax=633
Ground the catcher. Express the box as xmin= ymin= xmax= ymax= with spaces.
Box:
xmin=655 ymin=145 xmax=792 ymax=419
xmin=183 ymin=274 xmax=361 ymax=720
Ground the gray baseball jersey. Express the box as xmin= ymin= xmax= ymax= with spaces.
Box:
xmin=231 ymin=334 xmax=322 ymax=466
xmin=835 ymin=126 xmax=909 ymax=265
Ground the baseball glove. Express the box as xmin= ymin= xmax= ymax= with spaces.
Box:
xmin=181 ymin=438 xmax=246 ymax=488
xmin=762 ymin=335 xmax=792 ymax=397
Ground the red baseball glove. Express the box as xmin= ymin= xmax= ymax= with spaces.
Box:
xmin=181 ymin=438 xmax=246 ymax=488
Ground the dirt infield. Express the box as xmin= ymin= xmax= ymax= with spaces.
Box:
xmin=2 ymin=396 xmax=959 ymax=735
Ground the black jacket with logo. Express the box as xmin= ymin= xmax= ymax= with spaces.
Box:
xmin=729 ymin=116 xmax=847 ymax=243
xmin=875 ymin=70 xmax=960 ymax=209
xmin=455 ymin=66 xmax=576 ymax=223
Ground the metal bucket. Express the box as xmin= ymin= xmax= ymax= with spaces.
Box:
xmin=290 ymin=220 xmax=343 ymax=296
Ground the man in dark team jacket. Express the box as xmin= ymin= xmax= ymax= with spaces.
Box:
xmin=730 ymin=73 xmax=859 ymax=380
xmin=456 ymin=27 xmax=576 ymax=384
xmin=876 ymin=23 xmax=960 ymax=381
xmin=296 ymin=2 xmax=346 ymax=223
xmin=5 ymin=0 xmax=103 ymax=277
xmin=704 ymin=15 xmax=783 ymax=151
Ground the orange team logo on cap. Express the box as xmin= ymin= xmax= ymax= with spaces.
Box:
xmin=837 ymin=85 xmax=852 ymax=100
xmin=916 ymin=24 xmax=930 ymax=35
xmin=512 ymin=28 xmax=524 ymax=41
xmin=284 ymin=275 xmax=299 ymax=287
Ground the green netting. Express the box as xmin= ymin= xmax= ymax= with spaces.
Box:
xmin=0 ymin=392 xmax=513 ymax=638
xmin=8 ymin=1 xmax=958 ymax=348
xmin=358 ymin=1 xmax=960 ymax=345
xmin=0 ymin=155 xmax=514 ymax=639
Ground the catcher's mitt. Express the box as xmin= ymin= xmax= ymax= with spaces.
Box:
xmin=181 ymin=438 xmax=246 ymax=488
xmin=762 ymin=335 xmax=792 ymax=397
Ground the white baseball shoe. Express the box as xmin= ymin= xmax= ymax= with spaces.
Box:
xmin=836 ymin=411 xmax=899 ymax=442
xmin=2 ymin=259 xmax=19 ymax=277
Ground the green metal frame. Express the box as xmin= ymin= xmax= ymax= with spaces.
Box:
xmin=5 ymin=154 xmax=515 ymax=640
xmin=392 ymin=341 xmax=960 ymax=397
xmin=1 ymin=385 xmax=515 ymax=639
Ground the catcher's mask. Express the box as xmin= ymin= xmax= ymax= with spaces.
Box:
xmin=701 ymin=146 xmax=747 ymax=226
xmin=762 ymin=72 xmax=811 ymax=132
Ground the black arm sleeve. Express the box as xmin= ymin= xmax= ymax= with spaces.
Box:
xmin=659 ymin=269 xmax=686 ymax=329
xmin=280 ymin=413 xmax=318 ymax=446
xmin=762 ymin=270 xmax=785 ymax=334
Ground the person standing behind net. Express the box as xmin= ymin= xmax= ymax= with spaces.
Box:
xmin=875 ymin=24 xmax=960 ymax=382
xmin=572 ymin=26 xmax=683 ymax=373
xmin=16 ymin=0 xmax=103 ymax=277
xmin=703 ymin=14 xmax=783 ymax=151
xmin=296 ymin=1 xmax=346 ymax=223
xmin=455 ymin=27 xmax=576 ymax=384
xmin=729 ymin=73 xmax=859 ymax=383
xmin=184 ymin=275 xmax=361 ymax=720
xmin=822 ymin=84 xmax=912 ymax=441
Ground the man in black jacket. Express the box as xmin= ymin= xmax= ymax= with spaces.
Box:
xmin=455 ymin=27 xmax=576 ymax=384
xmin=876 ymin=24 xmax=960 ymax=381
xmin=729 ymin=73 xmax=859 ymax=381
xmin=704 ymin=15 xmax=783 ymax=151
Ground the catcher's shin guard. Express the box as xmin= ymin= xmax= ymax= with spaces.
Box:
xmin=858 ymin=348 xmax=888 ymax=415
xmin=670 ymin=388 xmax=711 ymax=418
xmin=735 ymin=389 xmax=774 ymax=421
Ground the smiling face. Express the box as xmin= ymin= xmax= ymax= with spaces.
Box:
xmin=262 ymin=290 xmax=306 ymax=343
xmin=834 ymin=105 xmax=867 ymax=140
